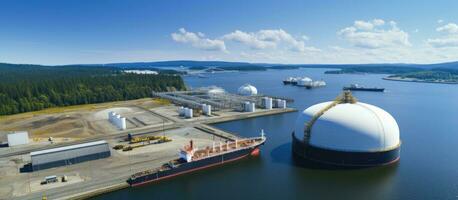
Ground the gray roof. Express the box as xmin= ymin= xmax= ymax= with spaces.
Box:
xmin=30 ymin=140 xmax=108 ymax=156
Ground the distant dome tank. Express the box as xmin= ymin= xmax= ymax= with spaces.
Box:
xmin=238 ymin=84 xmax=258 ymax=96
xmin=297 ymin=77 xmax=313 ymax=86
xmin=207 ymin=86 xmax=225 ymax=95
xmin=292 ymin=91 xmax=401 ymax=168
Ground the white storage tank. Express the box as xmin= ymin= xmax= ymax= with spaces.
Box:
xmin=243 ymin=102 xmax=250 ymax=112
xmin=178 ymin=106 xmax=185 ymax=116
xmin=280 ymin=100 xmax=287 ymax=108
xmin=202 ymin=104 xmax=212 ymax=116
xmin=202 ymin=104 xmax=207 ymax=114
xmin=238 ymin=84 xmax=258 ymax=96
xmin=292 ymin=91 xmax=401 ymax=168
xmin=185 ymin=108 xmax=193 ymax=118
xmin=263 ymin=97 xmax=273 ymax=109
xmin=120 ymin=117 xmax=127 ymax=130
xmin=249 ymin=102 xmax=256 ymax=112
xmin=274 ymin=99 xmax=286 ymax=108
xmin=7 ymin=131 xmax=29 ymax=146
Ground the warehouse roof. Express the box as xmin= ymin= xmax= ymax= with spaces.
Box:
xmin=30 ymin=140 xmax=108 ymax=156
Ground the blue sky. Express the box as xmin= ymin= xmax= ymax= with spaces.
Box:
xmin=1 ymin=0 xmax=458 ymax=65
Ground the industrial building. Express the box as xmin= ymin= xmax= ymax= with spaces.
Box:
xmin=152 ymin=86 xmax=292 ymax=112
xmin=30 ymin=140 xmax=111 ymax=171
xmin=7 ymin=131 xmax=29 ymax=146
xmin=292 ymin=91 xmax=401 ymax=168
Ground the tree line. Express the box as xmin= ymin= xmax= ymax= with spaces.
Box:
xmin=0 ymin=63 xmax=186 ymax=115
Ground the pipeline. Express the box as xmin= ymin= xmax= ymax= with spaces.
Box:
xmin=304 ymin=91 xmax=357 ymax=141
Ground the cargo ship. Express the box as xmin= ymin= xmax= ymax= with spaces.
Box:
xmin=127 ymin=131 xmax=266 ymax=187
xmin=343 ymin=84 xmax=384 ymax=92
xmin=283 ymin=77 xmax=298 ymax=85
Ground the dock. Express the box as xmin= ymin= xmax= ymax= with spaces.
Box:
xmin=0 ymin=89 xmax=297 ymax=200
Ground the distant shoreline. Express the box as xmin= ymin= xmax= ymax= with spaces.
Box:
xmin=383 ymin=76 xmax=458 ymax=84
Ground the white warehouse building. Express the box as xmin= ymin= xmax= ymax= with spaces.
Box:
xmin=7 ymin=131 xmax=29 ymax=147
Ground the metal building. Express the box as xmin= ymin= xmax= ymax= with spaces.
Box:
xmin=7 ymin=131 xmax=29 ymax=146
xmin=30 ymin=140 xmax=111 ymax=171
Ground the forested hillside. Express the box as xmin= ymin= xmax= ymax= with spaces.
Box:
xmin=0 ymin=63 xmax=186 ymax=115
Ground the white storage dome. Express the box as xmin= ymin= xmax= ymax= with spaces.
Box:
xmin=238 ymin=84 xmax=258 ymax=96
xmin=294 ymin=101 xmax=400 ymax=152
xmin=207 ymin=86 xmax=225 ymax=95
xmin=297 ymin=77 xmax=313 ymax=86
xmin=300 ymin=77 xmax=312 ymax=82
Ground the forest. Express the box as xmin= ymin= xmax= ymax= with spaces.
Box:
xmin=0 ymin=63 xmax=186 ymax=115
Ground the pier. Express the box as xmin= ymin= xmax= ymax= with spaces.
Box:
xmin=0 ymin=89 xmax=296 ymax=200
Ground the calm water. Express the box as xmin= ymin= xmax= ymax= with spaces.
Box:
xmin=94 ymin=68 xmax=458 ymax=200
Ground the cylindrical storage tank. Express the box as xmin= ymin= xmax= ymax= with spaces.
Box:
xmin=243 ymin=102 xmax=250 ymax=112
xmin=281 ymin=100 xmax=287 ymax=108
xmin=183 ymin=108 xmax=188 ymax=118
xmin=292 ymin=92 xmax=401 ymax=168
xmin=110 ymin=112 xmax=117 ymax=123
xmin=250 ymin=102 xmax=256 ymax=112
xmin=264 ymin=97 xmax=272 ymax=109
xmin=179 ymin=106 xmax=185 ymax=116
xmin=115 ymin=115 xmax=121 ymax=127
xmin=188 ymin=108 xmax=193 ymax=118
xmin=201 ymin=104 xmax=207 ymax=114
xmin=185 ymin=108 xmax=193 ymax=118
xmin=206 ymin=105 xmax=212 ymax=116
xmin=120 ymin=117 xmax=127 ymax=130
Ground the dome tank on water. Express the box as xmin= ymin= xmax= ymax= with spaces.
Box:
xmin=292 ymin=91 xmax=401 ymax=168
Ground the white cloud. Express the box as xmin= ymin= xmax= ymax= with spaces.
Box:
xmin=171 ymin=28 xmax=227 ymax=52
xmin=354 ymin=21 xmax=374 ymax=30
xmin=438 ymin=19 xmax=444 ymax=24
xmin=427 ymin=37 xmax=458 ymax=48
xmin=222 ymin=30 xmax=276 ymax=49
xmin=427 ymin=23 xmax=458 ymax=48
xmin=353 ymin=19 xmax=385 ymax=31
xmin=301 ymin=35 xmax=310 ymax=41
xmin=372 ymin=19 xmax=386 ymax=26
xmin=338 ymin=19 xmax=410 ymax=49
xmin=222 ymin=29 xmax=318 ymax=52
xmin=436 ymin=23 xmax=458 ymax=34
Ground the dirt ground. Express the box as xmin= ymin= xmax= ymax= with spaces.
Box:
xmin=0 ymin=98 xmax=169 ymax=140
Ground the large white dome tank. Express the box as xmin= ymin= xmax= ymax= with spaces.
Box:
xmin=238 ymin=84 xmax=258 ymax=96
xmin=294 ymin=101 xmax=400 ymax=152
xmin=292 ymin=91 xmax=401 ymax=168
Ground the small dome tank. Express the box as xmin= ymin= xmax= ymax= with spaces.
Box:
xmin=238 ymin=84 xmax=258 ymax=96
xmin=207 ymin=86 xmax=225 ymax=95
